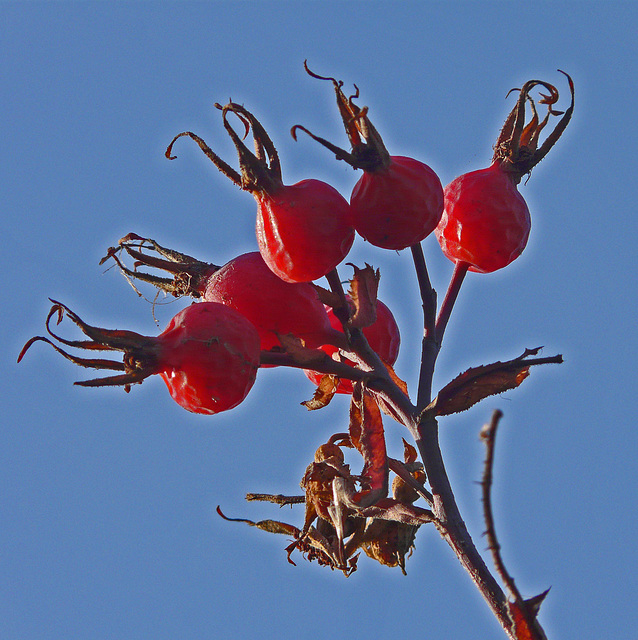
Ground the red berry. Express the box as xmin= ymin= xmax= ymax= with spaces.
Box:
xmin=102 ymin=238 xmax=341 ymax=354
xmin=350 ymin=156 xmax=444 ymax=250
xmin=155 ymin=303 xmax=260 ymax=413
xmin=436 ymin=72 xmax=574 ymax=273
xmin=305 ymin=299 xmax=400 ymax=394
xmin=18 ymin=301 xmax=260 ymax=415
xmin=293 ymin=65 xmax=443 ymax=250
xmin=255 ymin=180 xmax=354 ymax=283
xmin=166 ymin=103 xmax=354 ymax=284
xmin=436 ymin=163 xmax=531 ymax=273
xmin=203 ymin=251 xmax=340 ymax=350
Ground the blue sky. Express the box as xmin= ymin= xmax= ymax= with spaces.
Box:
xmin=2 ymin=2 xmax=637 ymax=639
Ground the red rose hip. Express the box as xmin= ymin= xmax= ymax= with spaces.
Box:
xmin=102 ymin=238 xmax=342 ymax=353
xmin=166 ymin=102 xmax=354 ymax=283
xmin=293 ymin=63 xmax=443 ymax=250
xmin=436 ymin=72 xmax=574 ymax=273
xmin=436 ymin=163 xmax=530 ymax=273
xmin=18 ymin=300 xmax=260 ymax=415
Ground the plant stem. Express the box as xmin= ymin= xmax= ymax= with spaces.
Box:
xmin=410 ymin=244 xmax=437 ymax=339
xmin=411 ymin=244 xmax=440 ymax=411
xmin=435 ymin=260 xmax=469 ymax=343
xmin=409 ymin=252 xmax=515 ymax=636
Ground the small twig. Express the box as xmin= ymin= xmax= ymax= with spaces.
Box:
xmin=324 ymin=267 xmax=419 ymax=428
xmin=481 ymin=410 xmax=550 ymax=639
xmin=414 ymin=412 xmax=513 ymax=634
xmin=245 ymin=493 xmax=305 ymax=506
xmin=480 ymin=409 xmax=521 ymax=602
xmin=410 ymin=243 xmax=437 ymax=339
xmin=259 ymin=349 xmax=370 ymax=380
xmin=325 ymin=267 xmax=351 ymax=329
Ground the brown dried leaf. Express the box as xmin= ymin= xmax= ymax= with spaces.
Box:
xmin=312 ymin=283 xmax=341 ymax=309
xmin=384 ymin=360 xmax=409 ymax=395
xmin=430 ymin=348 xmax=562 ymax=417
xmin=216 ymin=506 xmax=301 ymax=537
xmin=359 ymin=518 xmax=418 ymax=575
xmin=359 ymin=499 xmax=434 ymax=527
xmin=348 ymin=387 xmax=388 ymax=506
xmin=347 ymin=264 xmax=380 ymax=329
xmin=302 ymin=374 xmax=339 ymax=410
xmin=402 ymin=439 xmax=418 ymax=464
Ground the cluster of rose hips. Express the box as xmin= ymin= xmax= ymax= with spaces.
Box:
xmin=19 ymin=64 xmax=573 ymax=574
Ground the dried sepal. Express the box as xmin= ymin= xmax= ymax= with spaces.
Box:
xmin=231 ymin=429 xmax=434 ymax=576
xmin=359 ymin=517 xmax=418 ymax=575
xmin=216 ymin=506 xmax=356 ymax=575
xmin=100 ymin=233 xmax=219 ymax=299
xmin=493 ymin=71 xmax=574 ymax=183
xmin=345 ymin=385 xmax=389 ymax=508
xmin=301 ymin=374 xmax=339 ymax=410
xmin=353 ymin=466 xmax=435 ymax=574
xmin=17 ymin=299 xmax=160 ymax=390
xmin=292 ymin=61 xmax=391 ymax=172
xmin=166 ymin=102 xmax=283 ymax=195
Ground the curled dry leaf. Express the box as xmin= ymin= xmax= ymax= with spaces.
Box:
xmin=216 ymin=506 xmax=300 ymax=537
xmin=302 ymin=374 xmax=339 ymax=410
xmin=359 ymin=517 xmax=417 ymax=575
xmin=347 ymin=386 xmax=389 ymax=508
xmin=375 ymin=360 xmax=410 ymax=422
xmin=311 ymin=283 xmax=342 ymax=309
xmin=347 ymin=263 xmax=380 ymax=329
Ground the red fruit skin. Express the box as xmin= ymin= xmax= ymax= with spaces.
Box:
xmin=435 ymin=163 xmax=531 ymax=273
xmin=351 ymin=156 xmax=444 ymax=250
xmin=202 ymin=252 xmax=335 ymax=351
xmin=157 ymin=302 xmax=260 ymax=414
xmin=255 ymin=179 xmax=355 ymax=283
xmin=305 ymin=299 xmax=401 ymax=394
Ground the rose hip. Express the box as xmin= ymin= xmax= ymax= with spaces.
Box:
xmin=102 ymin=237 xmax=343 ymax=353
xmin=166 ymin=103 xmax=354 ymax=283
xmin=18 ymin=300 xmax=260 ymax=415
xmin=436 ymin=72 xmax=574 ymax=273
xmin=292 ymin=64 xmax=444 ymax=250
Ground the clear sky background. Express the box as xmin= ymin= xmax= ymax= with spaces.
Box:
xmin=2 ymin=3 xmax=636 ymax=639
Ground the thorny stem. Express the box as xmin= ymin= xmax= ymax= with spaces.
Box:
xmin=324 ymin=267 xmax=418 ymax=426
xmin=481 ymin=411 xmax=549 ymax=640
xmin=324 ymin=255 xmax=513 ymax=631
xmin=410 ymin=244 xmax=437 ymax=338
